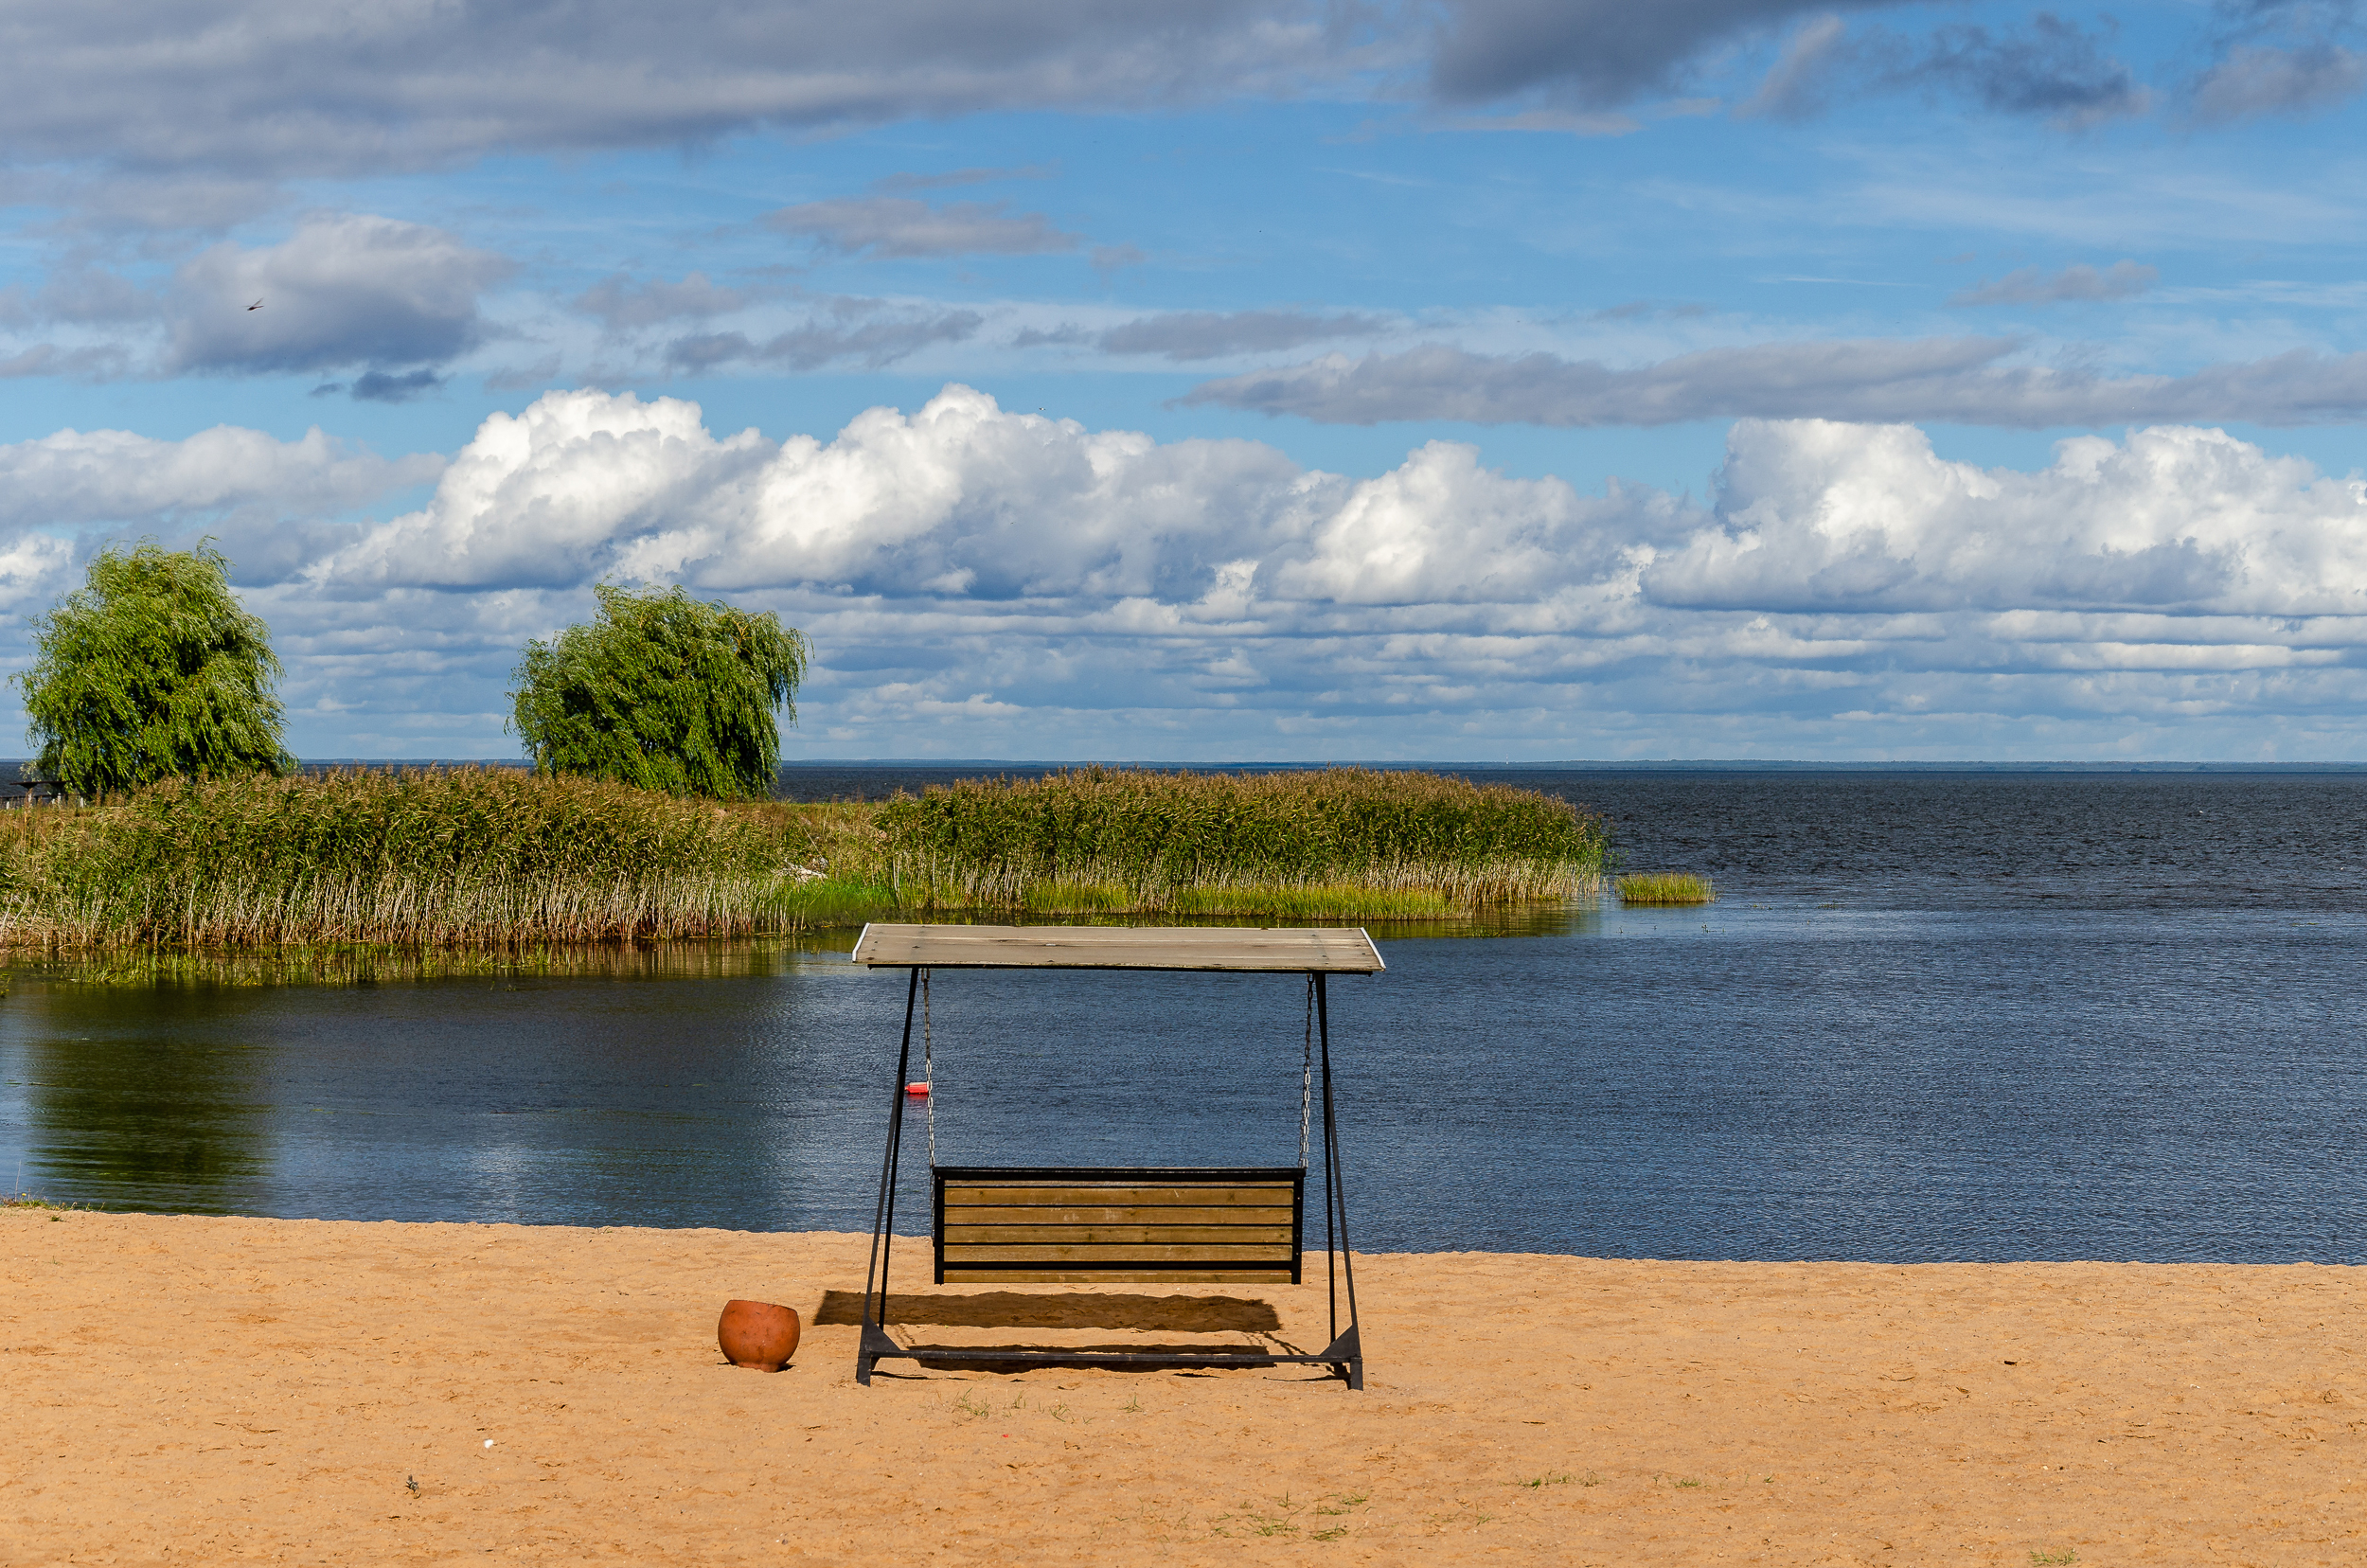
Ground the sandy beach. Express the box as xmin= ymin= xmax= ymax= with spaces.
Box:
xmin=6 ymin=1210 xmax=2363 ymax=1564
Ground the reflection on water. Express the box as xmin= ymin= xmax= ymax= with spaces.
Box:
xmin=9 ymin=985 xmax=273 ymax=1208
xmin=7 ymin=898 xmax=2367 ymax=1264
xmin=9 ymin=771 xmax=2367 ymax=1261
xmin=9 ymin=902 xmax=1598 ymax=997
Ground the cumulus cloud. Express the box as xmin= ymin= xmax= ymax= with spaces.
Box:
xmin=1949 ymin=260 xmax=2159 ymax=307
xmin=1098 ymin=310 xmax=1389 ymax=361
xmin=316 ymin=384 xmax=1353 ymax=597
xmin=1648 ymin=419 xmax=2367 ymax=615
xmin=168 ymin=214 xmax=512 ymax=375
xmin=1184 ymin=339 xmax=2367 ymax=428
xmin=0 ymin=423 xmax=439 ymax=529
xmin=765 ymin=198 xmax=1082 ymax=259
xmin=0 ymin=533 xmax=80 ymax=615
xmin=291 ymin=393 xmax=2367 ymax=762
xmin=0 ymin=422 xmax=440 ymax=602
xmin=9 ymin=387 xmax=2367 ymax=757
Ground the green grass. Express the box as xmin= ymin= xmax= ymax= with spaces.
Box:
xmin=871 ymin=766 xmax=1606 ymax=917
xmin=1616 ymin=872 xmax=1716 ymax=905
xmin=0 ymin=768 xmax=798 ymax=949
xmin=41 ymin=941 xmax=808 ymax=988
xmin=0 ymin=764 xmax=1611 ymax=951
xmin=4 ymin=1191 xmax=80 ymax=1211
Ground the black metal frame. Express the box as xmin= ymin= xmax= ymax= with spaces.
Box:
xmin=856 ymin=967 xmax=1364 ymax=1388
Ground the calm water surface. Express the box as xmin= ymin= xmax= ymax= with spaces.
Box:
xmin=5 ymin=770 xmax=2364 ymax=1262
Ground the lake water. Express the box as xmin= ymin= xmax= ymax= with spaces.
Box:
xmin=6 ymin=769 xmax=2365 ymax=1263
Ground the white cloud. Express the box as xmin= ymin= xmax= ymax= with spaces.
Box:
xmin=318 ymin=384 xmax=1327 ymax=597
xmin=7 ymin=386 xmax=2367 ymax=758
xmin=0 ymin=534 xmax=77 ymax=615
xmin=0 ymin=423 xmax=440 ymax=528
xmin=1646 ymin=419 xmax=2367 ymax=616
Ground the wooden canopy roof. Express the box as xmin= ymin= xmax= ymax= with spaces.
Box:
xmin=849 ymin=922 xmax=1385 ymax=973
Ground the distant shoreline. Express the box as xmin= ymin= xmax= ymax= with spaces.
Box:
xmin=780 ymin=758 xmax=2367 ymax=775
xmin=14 ymin=757 xmax=2364 ymax=776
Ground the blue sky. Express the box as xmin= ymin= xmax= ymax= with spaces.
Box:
xmin=2 ymin=0 xmax=2364 ymax=760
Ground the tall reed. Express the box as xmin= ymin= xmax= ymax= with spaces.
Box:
xmin=0 ymin=765 xmax=1613 ymax=951
xmin=0 ymin=768 xmax=799 ymax=949
xmin=872 ymin=767 xmax=1606 ymax=912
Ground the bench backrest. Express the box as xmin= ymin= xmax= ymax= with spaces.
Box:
xmin=933 ymin=1167 xmax=1305 ymax=1284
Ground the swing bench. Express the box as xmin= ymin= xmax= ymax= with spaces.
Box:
xmin=849 ymin=923 xmax=1383 ymax=1389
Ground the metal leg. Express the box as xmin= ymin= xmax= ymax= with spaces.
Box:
xmin=857 ymin=969 xmax=920 ymax=1385
xmin=1315 ymin=972 xmax=1364 ymax=1390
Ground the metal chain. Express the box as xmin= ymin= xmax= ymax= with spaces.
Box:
xmin=921 ymin=968 xmax=936 ymax=1167
xmin=1298 ymin=973 xmax=1314 ymax=1167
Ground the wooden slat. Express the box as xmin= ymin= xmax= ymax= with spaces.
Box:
xmin=942 ymin=1269 xmax=1298 ymax=1283
xmin=945 ymin=1205 xmax=1296 ymax=1226
xmin=853 ymin=922 xmax=1384 ymax=973
xmin=944 ymin=1224 xmax=1296 ymax=1245
xmin=944 ymin=1185 xmax=1294 ymax=1207
xmin=944 ymin=1243 xmax=1293 ymax=1263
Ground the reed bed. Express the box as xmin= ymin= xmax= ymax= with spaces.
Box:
xmin=863 ymin=767 xmax=1606 ymax=915
xmin=0 ymin=765 xmax=1610 ymax=953
xmin=39 ymin=938 xmax=829 ymax=989
xmin=1616 ymin=872 xmax=1716 ymax=905
xmin=0 ymin=769 xmax=799 ymax=950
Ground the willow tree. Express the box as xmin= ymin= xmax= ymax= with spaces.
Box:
xmin=509 ymin=583 xmax=808 ymax=800
xmin=15 ymin=542 xmax=293 ymax=797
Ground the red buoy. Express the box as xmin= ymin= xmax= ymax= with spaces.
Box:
xmin=905 ymin=1081 xmax=931 ymax=1096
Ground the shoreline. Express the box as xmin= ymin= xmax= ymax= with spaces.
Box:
xmin=9 ymin=1210 xmax=2363 ymax=1564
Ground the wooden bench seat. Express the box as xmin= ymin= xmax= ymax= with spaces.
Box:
xmin=933 ymin=1167 xmax=1305 ymax=1284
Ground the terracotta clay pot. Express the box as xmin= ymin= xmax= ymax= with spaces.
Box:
xmin=718 ymin=1299 xmax=801 ymax=1371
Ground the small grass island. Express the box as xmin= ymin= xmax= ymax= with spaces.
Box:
xmin=0 ymin=765 xmax=1610 ymax=952
xmin=1616 ymin=872 xmax=1716 ymax=905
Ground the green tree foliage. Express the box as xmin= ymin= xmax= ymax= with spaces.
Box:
xmin=509 ymin=582 xmax=808 ymax=800
xmin=14 ymin=542 xmax=293 ymax=797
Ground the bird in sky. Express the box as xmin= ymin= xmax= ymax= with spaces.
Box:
xmin=246 ymin=299 xmax=263 ymax=311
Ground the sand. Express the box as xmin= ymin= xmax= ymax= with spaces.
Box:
xmin=5 ymin=1211 xmax=2364 ymax=1564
